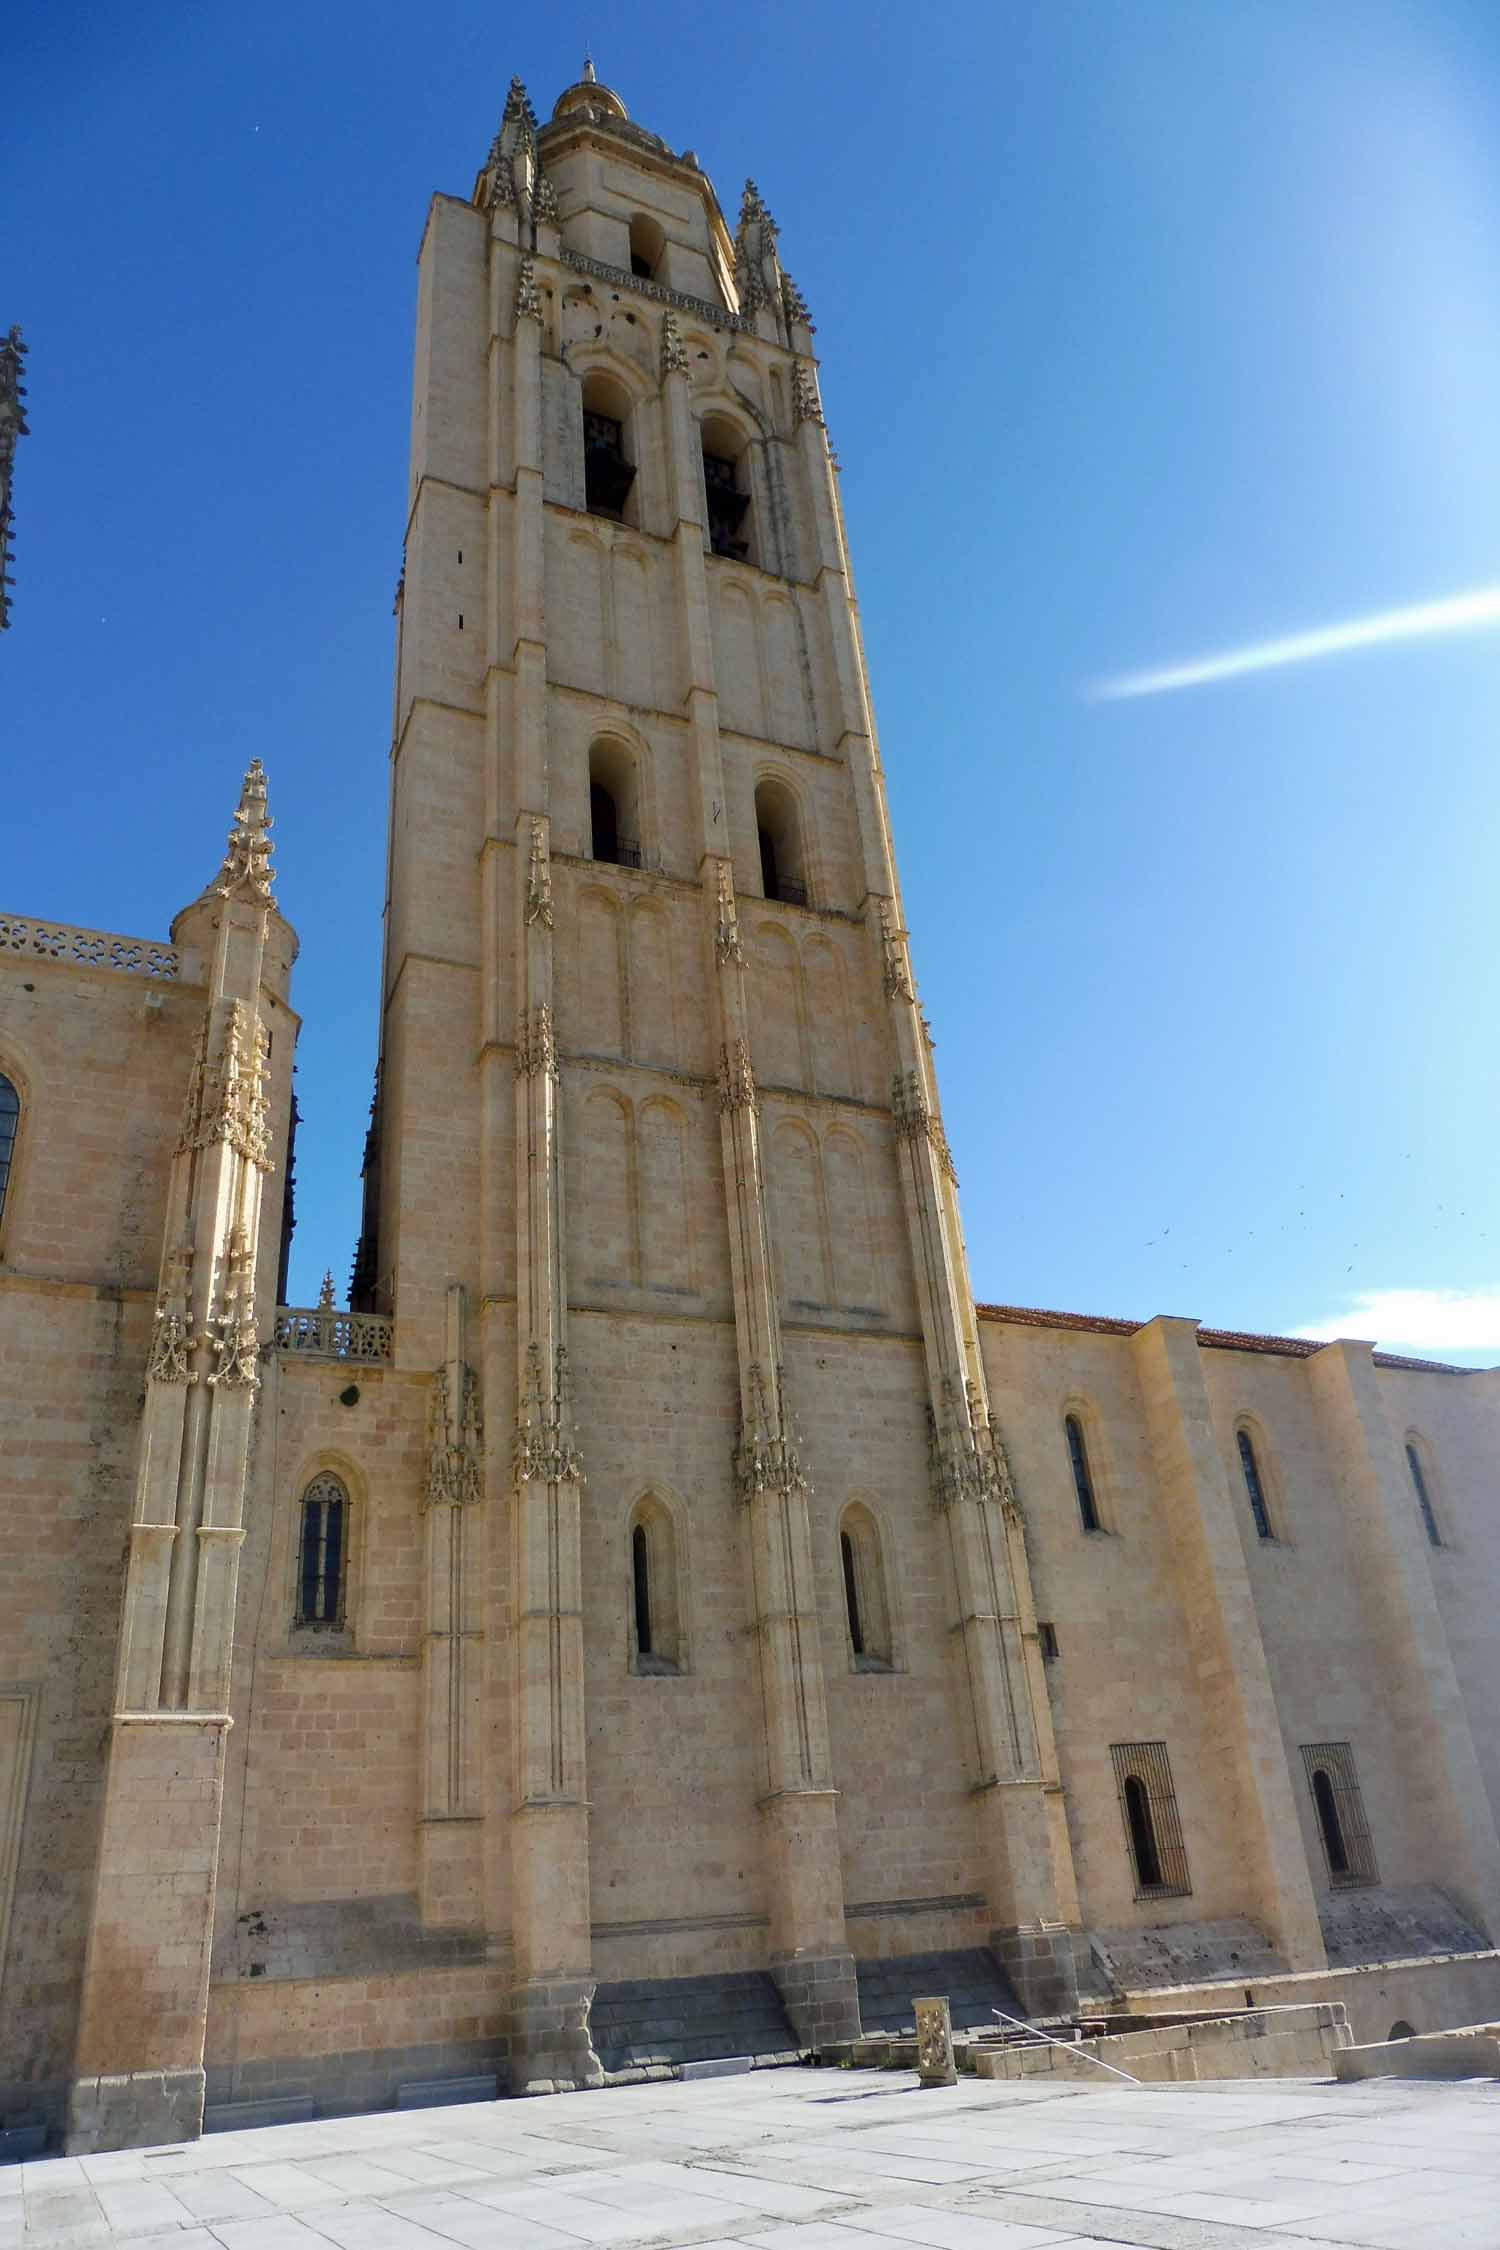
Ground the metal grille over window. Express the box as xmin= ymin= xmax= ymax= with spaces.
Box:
xmin=0 ymin=1072 xmax=18 ymax=1222
xmin=1237 ymin=1428 xmax=1273 ymax=1540
xmin=1110 ymin=1739 xmax=1192 ymax=1899
xmin=584 ymin=412 xmax=635 ymax=519
xmin=703 ymin=450 xmax=750 ymax=559
xmin=297 ymin=1472 xmax=347 ymax=1627
xmin=1301 ymin=1741 xmax=1379 ymax=1888
xmin=1406 ymin=1443 xmax=1441 ymax=1548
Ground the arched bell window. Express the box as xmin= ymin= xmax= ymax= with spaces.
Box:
xmin=700 ymin=412 xmax=753 ymax=562
xmin=297 ymin=1473 xmax=348 ymax=1628
xmin=581 ymin=371 xmax=636 ymax=523
xmin=589 ymin=737 xmax=643 ymax=868
xmin=627 ymin=1495 xmax=683 ymax=1673
xmin=754 ymin=778 xmax=808 ymax=908
xmin=628 ymin=212 xmax=665 ymax=280
xmin=0 ymin=1071 xmax=19 ymax=1227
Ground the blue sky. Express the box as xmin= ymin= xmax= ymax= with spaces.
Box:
xmin=6 ymin=0 xmax=1500 ymax=1361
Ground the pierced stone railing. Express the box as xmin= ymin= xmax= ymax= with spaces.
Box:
xmin=559 ymin=248 xmax=754 ymax=334
xmin=0 ymin=913 xmax=180 ymax=978
xmin=273 ymin=1306 xmax=393 ymax=1363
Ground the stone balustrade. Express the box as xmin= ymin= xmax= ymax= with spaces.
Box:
xmin=0 ymin=913 xmax=181 ymax=978
xmin=272 ymin=1306 xmax=393 ymax=1364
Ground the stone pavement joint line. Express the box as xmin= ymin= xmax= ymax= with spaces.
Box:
xmin=9 ymin=2066 xmax=1500 ymax=2250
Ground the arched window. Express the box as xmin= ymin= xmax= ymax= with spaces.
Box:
xmin=1064 ymin=1413 xmax=1100 ymax=1533
xmin=0 ymin=1072 xmax=19 ymax=1225
xmin=1110 ymin=1740 xmax=1191 ymax=1898
xmin=754 ymin=778 xmax=808 ymax=908
xmin=628 ymin=1495 xmax=682 ymax=1673
xmin=1311 ymin=1768 xmax=1347 ymax=1877
xmin=1123 ymin=1775 xmax=1161 ymax=1890
xmin=1237 ymin=1427 xmax=1274 ymax=1540
xmin=628 ymin=213 xmax=665 ymax=280
xmin=589 ymin=738 xmax=642 ymax=868
xmin=700 ymin=413 xmax=753 ymax=562
xmin=297 ymin=1473 xmax=347 ymax=1627
xmin=581 ymin=371 xmax=636 ymax=522
xmin=1388 ymin=2020 xmax=1415 ymax=2041
xmin=838 ymin=1502 xmax=893 ymax=1668
xmin=1406 ymin=1441 xmax=1441 ymax=1548
xmin=1300 ymin=1741 xmax=1378 ymax=1887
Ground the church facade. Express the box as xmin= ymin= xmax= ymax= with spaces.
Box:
xmin=4 ymin=67 xmax=1500 ymax=2155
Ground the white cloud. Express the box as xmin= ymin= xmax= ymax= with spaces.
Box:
xmin=1292 ymin=1287 xmax=1500 ymax=1357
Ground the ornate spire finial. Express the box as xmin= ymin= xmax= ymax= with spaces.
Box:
xmin=318 ymin=1269 xmax=336 ymax=1311
xmin=582 ymin=53 xmax=596 ymax=82
xmin=0 ymin=325 xmax=29 ymax=632
xmin=204 ymin=758 xmax=275 ymax=906
xmin=503 ymin=74 xmax=538 ymax=132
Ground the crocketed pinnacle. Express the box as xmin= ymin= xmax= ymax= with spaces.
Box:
xmin=203 ymin=758 xmax=274 ymax=906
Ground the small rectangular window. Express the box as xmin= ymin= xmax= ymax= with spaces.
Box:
xmin=1301 ymin=1741 xmax=1379 ymax=1888
xmin=1038 ymin=1621 xmax=1059 ymax=1663
xmin=1110 ymin=1740 xmax=1192 ymax=1899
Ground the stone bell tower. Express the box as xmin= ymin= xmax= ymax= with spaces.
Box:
xmin=358 ymin=61 xmax=1081 ymax=2092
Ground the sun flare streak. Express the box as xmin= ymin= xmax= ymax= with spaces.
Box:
xmin=1092 ymin=584 xmax=1500 ymax=700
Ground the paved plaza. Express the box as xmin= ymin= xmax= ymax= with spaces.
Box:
xmin=6 ymin=2065 xmax=1500 ymax=2250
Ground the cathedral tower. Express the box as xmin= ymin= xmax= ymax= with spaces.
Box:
xmin=359 ymin=62 xmax=1080 ymax=2089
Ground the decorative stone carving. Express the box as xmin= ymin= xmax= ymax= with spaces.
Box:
xmin=559 ymin=249 xmax=755 ymax=336
xmin=877 ymin=901 xmax=914 ymax=1002
xmin=516 ymin=1003 xmax=559 ymax=1080
xmin=202 ymin=759 xmax=275 ymax=907
xmin=734 ymin=178 xmax=780 ymax=317
xmin=714 ymin=862 xmax=744 ymax=966
xmin=0 ymin=916 xmax=176 ymax=977
xmin=928 ymin=1374 xmax=1010 ymax=1515
xmin=891 ymin=1068 xmax=957 ymax=1183
xmin=524 ymin=818 xmax=553 ymax=927
xmin=780 ymin=270 xmax=814 ymax=334
xmin=717 ymin=1038 xmax=757 ymax=1113
xmin=914 ymin=1995 xmax=958 ymax=2087
xmin=272 ymin=1305 xmax=393 ymax=1362
xmin=424 ymin=1362 xmax=484 ymax=1511
xmin=660 ymin=309 xmax=689 ymax=381
xmin=793 ymin=365 xmax=824 ymax=428
xmin=514 ymin=1342 xmax=584 ymax=1486
xmin=735 ymin=1362 xmax=808 ymax=1503
xmin=207 ymin=1228 xmax=260 ymax=1391
xmin=515 ymin=256 xmax=543 ymax=322
xmin=146 ymin=1242 xmax=194 ymax=1385
xmin=179 ymin=1002 xmax=273 ymax=1170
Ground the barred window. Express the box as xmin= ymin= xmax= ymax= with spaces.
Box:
xmin=1301 ymin=1742 xmax=1378 ymax=1888
xmin=1237 ymin=1428 xmax=1274 ymax=1540
xmin=1406 ymin=1442 xmax=1441 ymax=1548
xmin=0 ymin=1073 xmax=18 ymax=1224
xmin=297 ymin=1473 xmax=347 ymax=1626
xmin=1065 ymin=1413 xmax=1100 ymax=1532
xmin=1110 ymin=1740 xmax=1192 ymax=1898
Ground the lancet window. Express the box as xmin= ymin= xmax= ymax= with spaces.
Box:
xmin=1406 ymin=1441 xmax=1442 ymax=1548
xmin=1110 ymin=1740 xmax=1192 ymax=1899
xmin=1065 ymin=1412 xmax=1100 ymax=1533
xmin=1237 ymin=1427 xmax=1274 ymax=1541
xmin=0 ymin=1073 xmax=18 ymax=1225
xmin=838 ymin=1502 xmax=893 ymax=1669
xmin=296 ymin=1472 xmax=347 ymax=1628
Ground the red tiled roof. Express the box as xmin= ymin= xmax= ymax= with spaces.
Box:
xmin=974 ymin=1302 xmax=1471 ymax=1377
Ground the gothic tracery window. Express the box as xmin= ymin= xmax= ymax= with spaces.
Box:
xmin=0 ymin=1072 xmax=18 ymax=1225
xmin=297 ymin=1473 xmax=347 ymax=1628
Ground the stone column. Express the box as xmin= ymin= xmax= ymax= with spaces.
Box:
xmin=794 ymin=373 xmax=1081 ymax=2013
xmin=661 ymin=315 xmax=859 ymax=2049
xmin=1132 ymin=1317 xmax=1326 ymax=1972
xmin=501 ymin=236 xmax=601 ymax=2092
xmin=68 ymin=764 xmax=290 ymax=2151
xmin=418 ymin=1284 xmax=485 ymax=1925
xmin=1308 ymin=1340 xmax=1500 ymax=1938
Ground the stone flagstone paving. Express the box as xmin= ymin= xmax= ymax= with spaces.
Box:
xmin=5 ymin=2065 xmax=1500 ymax=2250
